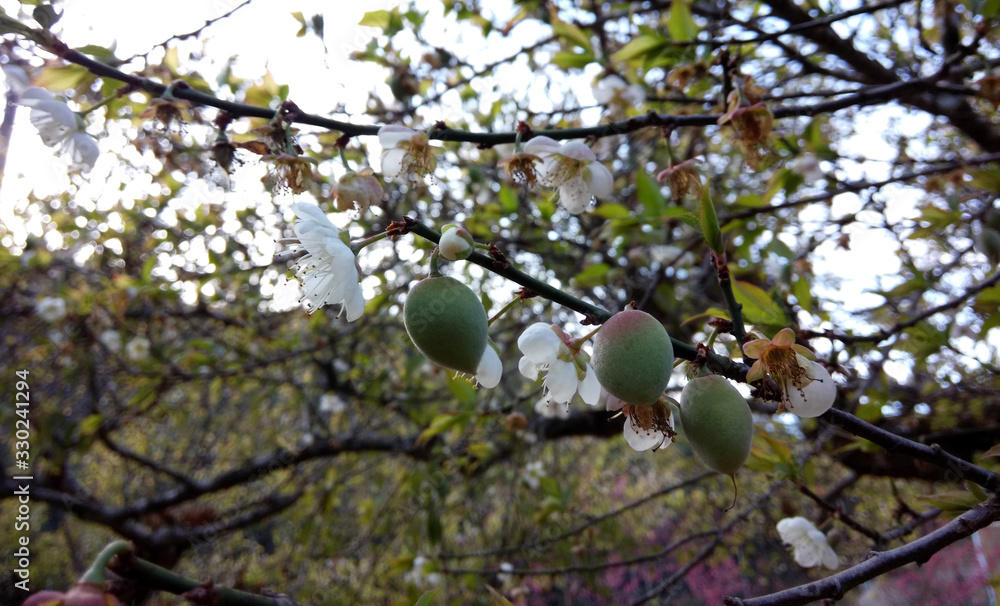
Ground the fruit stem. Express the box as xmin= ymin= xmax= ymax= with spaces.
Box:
xmin=428 ymin=247 xmax=443 ymax=277
xmin=569 ymin=326 xmax=601 ymax=352
xmin=80 ymin=540 xmax=131 ymax=586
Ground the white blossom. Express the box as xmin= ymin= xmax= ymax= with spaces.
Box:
xmin=319 ymin=394 xmax=347 ymax=414
xmin=99 ymin=330 xmax=122 ymax=352
xmin=18 ymin=87 xmax=99 ymax=171
xmin=35 ymin=297 xmax=67 ymax=322
xmin=593 ymin=75 xmax=645 ymax=108
xmin=785 ymin=362 xmax=837 ymax=418
xmin=125 ymin=337 xmax=151 ymax=361
xmin=607 ymin=395 xmax=674 ymax=452
xmin=290 ymin=203 xmax=365 ymax=321
xmin=378 ymin=125 xmax=436 ymax=181
xmin=497 ymin=562 xmax=515 ymax=585
xmin=404 ymin=556 xmax=443 ymax=587
xmin=521 ymin=460 xmax=546 ymax=489
xmin=777 ymin=517 xmax=839 ymax=569
xmin=523 ymin=136 xmax=613 ymax=214
xmin=518 ymin=323 xmax=601 ymax=405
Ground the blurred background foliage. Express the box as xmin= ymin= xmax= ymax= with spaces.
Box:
xmin=2 ymin=0 xmax=1000 ymax=604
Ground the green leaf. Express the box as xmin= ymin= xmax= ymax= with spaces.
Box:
xmin=917 ymin=490 xmax=982 ymax=519
xmin=359 ymin=9 xmax=391 ymax=28
xmin=573 ymin=263 xmax=610 ymax=288
xmin=611 ymin=34 xmax=667 ymax=62
xmin=486 ymin=586 xmax=515 ymax=606
xmin=78 ymin=414 xmax=103 ymax=439
xmin=734 ymin=280 xmax=788 ymax=325
xmin=34 ymin=63 xmax=93 ymax=91
xmin=592 ymin=203 xmax=631 ymax=219
xmin=413 ymin=590 xmax=438 ymax=606
xmin=550 ymin=51 xmax=594 ymax=69
xmin=668 ymin=0 xmax=698 ymax=42
xmin=552 ymin=19 xmax=592 ymax=52
xmin=498 ymin=183 xmax=519 ymax=213
xmin=74 ymin=44 xmax=117 ymax=63
xmin=981 ymin=443 xmax=1000 ymax=460
xmin=417 ymin=413 xmax=470 ymax=446
xmin=699 ymin=188 xmax=723 ymax=254
xmin=636 ymin=171 xmax=666 ymax=216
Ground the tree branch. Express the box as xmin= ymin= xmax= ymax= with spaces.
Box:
xmin=724 ymin=497 xmax=1000 ymax=606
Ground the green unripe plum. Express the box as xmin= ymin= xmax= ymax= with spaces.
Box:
xmin=404 ymin=276 xmax=487 ymax=374
xmin=679 ymin=375 xmax=753 ymax=476
xmin=591 ymin=310 xmax=674 ymax=406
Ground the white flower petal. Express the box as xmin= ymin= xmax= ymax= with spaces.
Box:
xmin=476 ymin=346 xmax=502 ymax=388
xmin=558 ymin=177 xmax=592 ymax=214
xmin=380 ymin=148 xmax=407 ymax=180
xmin=518 ymin=355 xmax=540 ymax=381
xmin=378 ymin=124 xmax=417 ymax=148
xmin=517 ymin=323 xmax=562 ymax=364
xmin=584 ymin=161 xmax=614 ymax=198
xmin=593 ymin=77 xmax=623 ymax=104
xmin=557 ymin=141 xmax=597 ymax=162
xmin=579 ymin=364 xmax=602 ymax=406
xmin=623 ymin=413 xmax=668 ymax=451
xmin=785 ymin=362 xmax=837 ymax=418
xmin=17 ymin=86 xmax=55 ymax=107
xmin=343 ymin=282 xmax=366 ymax=321
xmin=523 ymin=135 xmax=561 ymax=156
xmin=68 ymin=131 xmax=99 ymax=170
xmin=293 ymin=202 xmax=339 ymax=232
xmin=545 ymin=360 xmax=579 ymax=404
xmin=777 ymin=517 xmax=838 ymax=569
xmin=623 ymin=84 xmax=646 ymax=105
xmin=606 ymin=394 xmax=626 ymax=412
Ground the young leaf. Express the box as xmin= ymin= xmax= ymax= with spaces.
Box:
xmin=700 ymin=188 xmax=724 ymax=254
xmin=668 ymin=0 xmax=698 ymax=42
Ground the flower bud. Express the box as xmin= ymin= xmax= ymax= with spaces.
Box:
xmin=438 ymin=224 xmax=475 ymax=261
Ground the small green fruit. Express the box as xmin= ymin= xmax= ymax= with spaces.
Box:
xmin=679 ymin=375 xmax=753 ymax=476
xmin=404 ymin=276 xmax=487 ymax=374
xmin=591 ymin=310 xmax=674 ymax=406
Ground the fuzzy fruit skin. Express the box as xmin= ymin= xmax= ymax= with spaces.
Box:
xmin=591 ymin=310 xmax=674 ymax=406
xmin=404 ymin=276 xmax=487 ymax=374
xmin=679 ymin=375 xmax=753 ymax=476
